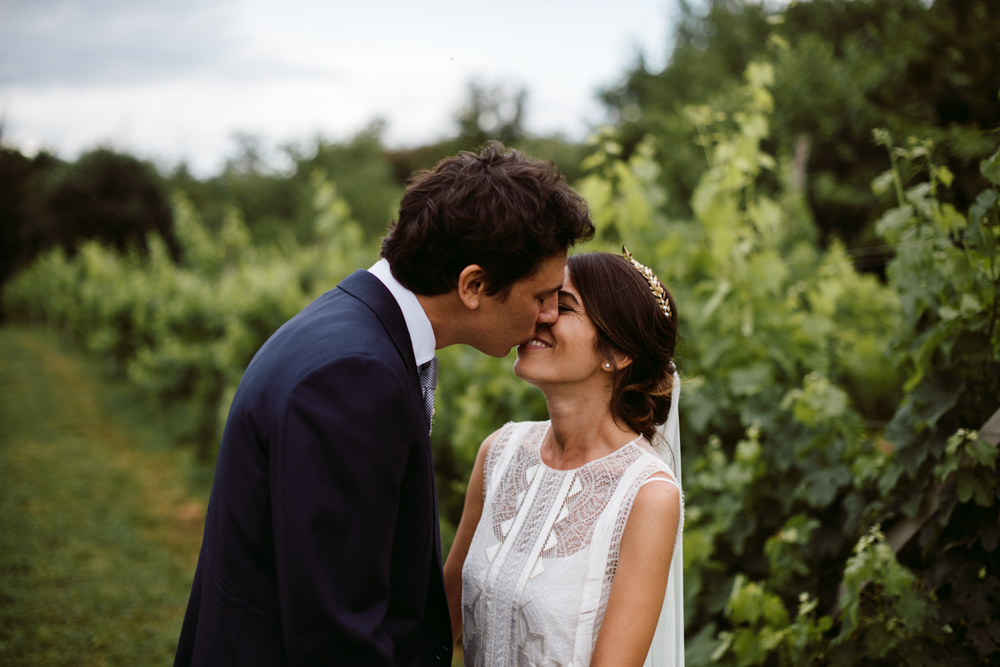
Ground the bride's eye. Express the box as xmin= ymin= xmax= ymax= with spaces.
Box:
xmin=558 ymin=304 xmax=572 ymax=313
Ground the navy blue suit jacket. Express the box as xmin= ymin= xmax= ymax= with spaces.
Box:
xmin=175 ymin=270 xmax=452 ymax=666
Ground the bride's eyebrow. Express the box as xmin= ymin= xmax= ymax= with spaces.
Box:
xmin=558 ymin=290 xmax=580 ymax=305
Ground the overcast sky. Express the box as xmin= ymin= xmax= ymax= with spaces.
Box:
xmin=0 ymin=0 xmax=678 ymax=175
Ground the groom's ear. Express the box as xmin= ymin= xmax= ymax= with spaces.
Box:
xmin=457 ymin=265 xmax=486 ymax=310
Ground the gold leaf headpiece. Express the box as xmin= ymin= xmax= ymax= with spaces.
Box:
xmin=622 ymin=246 xmax=672 ymax=319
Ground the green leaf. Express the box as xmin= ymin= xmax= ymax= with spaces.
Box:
xmin=934 ymin=203 xmax=966 ymax=233
xmin=785 ymin=372 xmax=850 ymax=427
xmin=934 ymin=451 xmax=960 ymax=484
xmin=879 ymin=461 xmax=904 ymax=497
xmin=981 ymin=147 xmax=1000 ymax=186
xmin=686 ymin=624 xmax=723 ymax=666
xmin=887 ymin=373 xmax=965 ymax=465
xmin=969 ymin=189 xmax=999 ymax=229
xmin=955 ymin=468 xmax=981 ymax=504
xmin=871 ymin=169 xmax=895 ymax=196
xmin=960 ymin=293 xmax=983 ymax=316
xmin=967 ymin=437 xmax=999 ymax=469
xmin=874 ymin=206 xmax=914 ymax=243
xmin=728 ymin=577 xmax=763 ymax=625
xmin=758 ymin=627 xmax=788 ymax=653
xmin=728 ymin=363 xmax=772 ymax=397
xmin=763 ymin=595 xmax=790 ymax=627
xmin=938 ymin=305 xmax=960 ymax=321
xmin=799 ymin=465 xmax=853 ymax=508
xmin=731 ymin=629 xmax=767 ymax=667
xmin=982 ymin=223 xmax=998 ymax=254
xmin=935 ymin=165 xmax=955 ymax=188
xmin=872 ymin=128 xmax=893 ymax=147
xmin=579 ymin=151 xmax=607 ymax=172
xmin=745 ymin=61 xmax=775 ymax=89
xmin=710 ymin=631 xmax=733 ymax=663
xmin=700 ymin=279 xmax=731 ymax=320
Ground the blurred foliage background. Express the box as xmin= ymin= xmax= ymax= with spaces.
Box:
xmin=2 ymin=0 xmax=999 ymax=665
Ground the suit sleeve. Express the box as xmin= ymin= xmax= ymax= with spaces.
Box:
xmin=270 ymin=353 xmax=416 ymax=665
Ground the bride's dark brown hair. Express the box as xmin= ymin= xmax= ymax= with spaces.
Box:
xmin=566 ymin=252 xmax=678 ymax=442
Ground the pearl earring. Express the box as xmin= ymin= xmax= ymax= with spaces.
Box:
xmin=604 ymin=362 xmax=611 ymax=369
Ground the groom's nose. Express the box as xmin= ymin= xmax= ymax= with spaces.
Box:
xmin=537 ymin=292 xmax=559 ymax=325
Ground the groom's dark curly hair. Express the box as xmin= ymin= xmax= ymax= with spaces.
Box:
xmin=381 ymin=141 xmax=594 ymax=298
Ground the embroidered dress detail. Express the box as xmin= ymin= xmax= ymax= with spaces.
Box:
xmin=462 ymin=421 xmax=680 ymax=667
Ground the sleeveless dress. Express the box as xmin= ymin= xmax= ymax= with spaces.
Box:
xmin=461 ymin=420 xmax=683 ymax=667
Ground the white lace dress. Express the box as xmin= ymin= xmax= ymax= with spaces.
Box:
xmin=461 ymin=420 xmax=683 ymax=667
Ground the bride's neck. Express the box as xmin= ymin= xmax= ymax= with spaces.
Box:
xmin=542 ymin=389 xmax=637 ymax=470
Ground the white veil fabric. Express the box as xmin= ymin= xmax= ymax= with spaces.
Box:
xmin=648 ymin=370 xmax=685 ymax=666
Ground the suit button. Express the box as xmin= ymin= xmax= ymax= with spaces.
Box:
xmin=435 ymin=646 xmax=451 ymax=663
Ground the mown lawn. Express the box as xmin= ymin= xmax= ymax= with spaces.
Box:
xmin=0 ymin=326 xmax=210 ymax=666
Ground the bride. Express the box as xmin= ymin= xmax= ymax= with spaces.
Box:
xmin=444 ymin=249 xmax=685 ymax=666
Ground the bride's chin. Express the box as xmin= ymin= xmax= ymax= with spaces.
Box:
xmin=512 ymin=358 xmax=538 ymax=382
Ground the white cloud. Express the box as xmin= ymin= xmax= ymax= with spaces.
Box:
xmin=0 ymin=0 xmax=675 ymax=174
xmin=0 ymin=0 xmax=238 ymax=85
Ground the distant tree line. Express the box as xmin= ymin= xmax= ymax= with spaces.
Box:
xmin=2 ymin=0 xmax=998 ymax=296
xmin=0 ymin=85 xmax=587 ymax=317
xmin=0 ymin=147 xmax=180 ymax=306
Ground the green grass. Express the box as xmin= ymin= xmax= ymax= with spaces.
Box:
xmin=0 ymin=326 xmax=210 ymax=666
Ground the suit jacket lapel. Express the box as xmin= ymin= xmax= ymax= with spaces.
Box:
xmin=338 ymin=268 xmax=445 ymax=567
xmin=338 ymin=269 xmax=419 ymax=380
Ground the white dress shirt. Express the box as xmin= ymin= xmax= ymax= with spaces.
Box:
xmin=368 ymin=258 xmax=437 ymax=367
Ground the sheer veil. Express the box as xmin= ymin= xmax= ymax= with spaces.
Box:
xmin=649 ymin=370 xmax=684 ymax=666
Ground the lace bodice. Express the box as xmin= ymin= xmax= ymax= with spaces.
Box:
xmin=461 ymin=421 xmax=680 ymax=667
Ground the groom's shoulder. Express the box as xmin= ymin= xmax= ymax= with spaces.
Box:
xmin=244 ymin=277 xmax=405 ymax=386
xmin=287 ymin=272 xmax=399 ymax=344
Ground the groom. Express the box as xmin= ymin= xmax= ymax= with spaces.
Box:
xmin=174 ymin=142 xmax=594 ymax=666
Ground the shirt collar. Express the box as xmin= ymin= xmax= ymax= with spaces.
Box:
xmin=368 ymin=258 xmax=437 ymax=366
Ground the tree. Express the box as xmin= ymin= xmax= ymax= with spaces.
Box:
xmin=39 ymin=148 xmax=180 ymax=261
xmin=0 ymin=146 xmax=61 ymax=314
xmin=454 ymin=80 xmax=528 ymax=146
xmin=299 ymin=121 xmax=404 ymax=239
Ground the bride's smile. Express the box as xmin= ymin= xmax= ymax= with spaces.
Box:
xmin=513 ymin=268 xmax=611 ymax=388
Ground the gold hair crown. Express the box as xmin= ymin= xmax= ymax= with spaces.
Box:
xmin=622 ymin=246 xmax=672 ymax=319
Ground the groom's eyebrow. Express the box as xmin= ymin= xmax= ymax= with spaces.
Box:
xmin=538 ymin=281 xmax=563 ymax=297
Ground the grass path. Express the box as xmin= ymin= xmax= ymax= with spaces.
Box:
xmin=0 ymin=326 xmax=209 ymax=666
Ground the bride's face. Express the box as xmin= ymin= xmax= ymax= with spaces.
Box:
xmin=512 ymin=267 xmax=606 ymax=387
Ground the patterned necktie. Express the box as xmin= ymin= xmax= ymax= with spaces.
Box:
xmin=418 ymin=357 xmax=438 ymax=435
